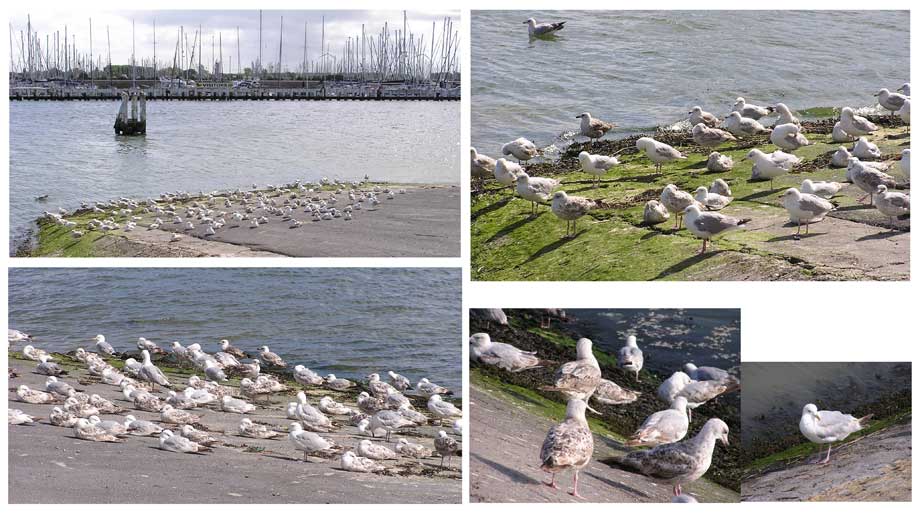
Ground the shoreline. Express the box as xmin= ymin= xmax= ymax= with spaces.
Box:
xmin=8 ymin=350 xmax=462 ymax=504
xmin=19 ymin=183 xmax=460 ymax=258
xmin=471 ymin=115 xmax=910 ymax=281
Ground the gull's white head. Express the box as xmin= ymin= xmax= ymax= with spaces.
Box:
xmin=877 ymin=184 xmax=889 ymax=194
xmin=565 ymin=398 xmax=588 ymax=422
xmin=576 ymin=112 xmax=590 ymax=119
xmin=875 ymin=88 xmax=890 ymax=97
xmin=803 ymin=403 xmax=820 ymax=420
xmin=683 ymin=363 xmax=698 ymax=374
xmin=779 ymin=188 xmax=802 ymax=201
xmin=689 ymin=106 xmax=702 ymax=115
xmin=438 ymin=430 xmax=449 ymax=438
xmin=682 ymin=204 xmax=703 ymax=216
xmin=469 ymin=333 xmax=492 ymax=350
xmin=575 ymin=337 xmax=594 ymax=359
xmin=704 ymin=418 xmax=730 ymax=445
xmin=523 ymin=18 xmax=537 ymax=26
xmin=297 ymin=391 xmax=308 ymax=403
xmin=430 ymin=394 xmax=443 ymax=403
xmin=626 ymin=335 xmax=638 ymax=347
xmin=289 ymin=422 xmax=303 ymax=432
xmin=220 ymin=340 xmax=230 ymax=349
xmin=94 ymin=335 xmax=106 ymax=343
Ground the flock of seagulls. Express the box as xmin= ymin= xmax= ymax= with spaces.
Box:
xmin=9 ymin=334 xmax=462 ymax=475
xmin=40 ymin=177 xmax=409 ymax=244
xmin=469 ymin=309 xmax=739 ymax=502
xmin=473 ymin=21 xmax=910 ymax=253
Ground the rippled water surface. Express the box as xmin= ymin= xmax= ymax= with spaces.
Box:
xmin=8 ymin=268 xmax=462 ymax=394
xmin=9 ymin=100 xmax=460 ymax=248
xmin=472 ymin=10 xmax=909 ymax=154
xmin=565 ymin=308 xmax=740 ymax=375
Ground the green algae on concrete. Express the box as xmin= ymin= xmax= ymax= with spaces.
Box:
xmin=472 ymin=119 xmax=910 ymax=281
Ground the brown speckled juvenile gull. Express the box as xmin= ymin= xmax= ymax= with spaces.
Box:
xmin=469 ymin=332 xmax=541 ymax=372
xmin=576 ymin=112 xmax=615 ymax=143
xmin=551 ymin=191 xmax=594 ymax=238
xmin=541 ymin=337 xmax=602 ymax=407
xmin=692 ymin=123 xmax=736 ymax=148
xmin=540 ymin=399 xmax=594 ymax=498
xmin=593 ymin=378 xmax=640 ymax=406
xmin=688 ymin=106 xmax=720 ymax=128
xmin=606 ymin=418 xmax=729 ymax=496
xmin=627 ymin=396 xmax=689 ymax=447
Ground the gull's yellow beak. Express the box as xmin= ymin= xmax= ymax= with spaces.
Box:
xmin=815 ymin=413 xmax=821 ymax=421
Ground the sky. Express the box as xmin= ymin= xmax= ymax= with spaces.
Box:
xmin=10 ymin=10 xmax=460 ymax=73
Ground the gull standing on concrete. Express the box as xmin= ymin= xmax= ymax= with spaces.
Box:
xmin=578 ymin=151 xmax=619 ymax=187
xmin=874 ymin=185 xmax=910 ymax=225
xmin=540 ymin=399 xmax=593 ymax=498
xmin=683 ymin=205 xmax=750 ymax=254
xmin=139 ymin=350 xmax=170 ymax=391
xmin=897 ymin=98 xmax=910 ymax=124
xmin=627 ymin=396 xmax=689 ymax=447
xmin=541 ymin=338 xmax=602 ymax=409
xmin=848 ymin=157 xmax=898 ymax=205
xmin=636 ymin=137 xmax=686 ymax=173
xmin=551 ymin=191 xmax=594 ymax=238
xmin=800 ymin=404 xmax=872 ymax=464
xmin=779 ymin=188 xmax=835 ymax=239
xmin=289 ymin=422 xmax=337 ymax=461
xmin=608 ymin=418 xmax=729 ymax=496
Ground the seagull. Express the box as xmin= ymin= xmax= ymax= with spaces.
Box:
xmin=9 ymin=408 xmax=38 ymax=425
xmin=415 ymin=378 xmax=451 ymax=398
xmin=239 ymin=418 xmax=281 ymax=439
xmin=160 ymin=405 xmax=200 ymax=425
xmin=516 ymin=173 xmax=559 ymax=217
xmin=501 ymin=137 xmax=539 ymax=163
xmin=124 ymin=414 xmax=164 ymax=435
xmin=22 ymin=344 xmax=50 ymax=361
xmin=832 ymin=121 xmax=856 ymax=143
xmin=428 ymin=394 xmax=463 ymax=423
xmin=660 ymin=184 xmax=700 ymax=230
xmin=607 ymin=418 xmax=729 ymax=496
xmin=831 ymin=146 xmax=853 ymax=168
xmin=435 ymin=430 xmax=461 ymax=468
xmin=693 ymin=186 xmax=732 ymax=211
xmin=710 ymin=178 xmax=732 ymax=197
xmin=88 ymin=415 xmax=129 ymax=436
xmin=293 ymin=365 xmax=324 ymax=386
xmin=541 ymin=337 xmax=602 ymax=409
xmin=722 ymin=111 xmax=770 ymax=138
xmin=800 ymin=404 xmax=872 ymax=464
xmin=94 ymin=335 xmax=115 ymax=356
xmin=220 ymin=395 xmax=256 ymax=414
xmin=319 ymin=396 xmax=354 ymax=416
xmin=342 ymin=450 xmax=385 ymax=473
xmin=324 ymin=374 xmax=354 ymax=391
xmin=732 ymin=97 xmax=773 ymax=119
xmin=524 ymin=18 xmax=565 ymax=38
xmin=369 ymin=410 xmax=417 ymax=441
xmin=643 ymin=200 xmax=670 ymax=226
xmin=358 ymin=439 xmax=398 ymax=460
xmin=774 ymin=103 xmax=800 ymax=127
xmin=852 ymin=136 xmax=881 ymax=160
xmin=387 ymin=371 xmax=412 ymax=392
xmin=74 ymin=417 xmax=121 ymax=442
xmin=289 ymin=422 xmax=338 ymax=461
xmin=706 ymin=152 xmax=733 ymax=173
xmin=259 ymin=346 xmax=287 ymax=367
xmin=691 ymin=123 xmax=736 ymax=148
xmin=683 ymin=205 xmax=750 ymax=254
xmin=551 ymin=191 xmax=593 ymax=238
xmin=658 ymin=371 xmax=739 ymax=419
xmin=618 ymin=335 xmax=643 ymax=381
xmin=36 ymin=355 xmax=65 ymax=376
xmin=138 ymin=349 xmax=170 ymax=391
xmin=471 ymin=308 xmax=509 ymax=327
xmin=50 ymin=407 xmax=78 ymax=427
xmin=801 ymin=179 xmax=843 ymax=199
xmin=688 ymin=106 xmax=720 ymax=128
xmin=45 ymin=376 xmax=76 ymax=397
xmin=219 ymin=339 xmax=247 ymax=359
xmin=593 ymin=379 xmax=640 ymax=406
xmin=897 ymin=98 xmax=910 ymax=124
xmin=471 ymin=148 xmax=497 ymax=184
xmin=576 ymin=112 xmax=615 ymax=144
xmin=636 ymin=137 xmax=686 ymax=173
xmin=540 ymin=399 xmax=593 ymax=498
xmin=8 ymin=329 xmax=32 ymax=342
xmin=493 ymin=158 xmax=525 ymax=191
xmin=396 ymin=438 xmax=432 ymax=460
xmin=469 ymin=332 xmax=541 ymax=372
xmin=683 ymin=363 xmax=735 ymax=383
xmin=874 ymin=88 xmax=908 ymax=114
xmin=840 ymin=107 xmax=877 ymax=136
xmin=848 ymin=157 xmax=897 ymax=205
xmin=770 ymin=123 xmax=810 ymax=151
xmin=627 ymin=396 xmax=689 ymax=447
xmin=744 ymin=149 xmax=801 ymax=189
xmin=578 ymin=151 xmax=619 ymax=187
xmin=159 ymin=429 xmax=207 ymax=453
xmin=897 ymin=82 xmax=911 ymax=96
xmin=874 ymin=185 xmax=910 ymax=224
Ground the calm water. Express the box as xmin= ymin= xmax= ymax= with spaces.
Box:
xmin=741 ymin=362 xmax=911 ymax=447
xmin=472 ymin=10 xmax=909 ymax=155
xmin=565 ymin=308 xmax=740 ymax=375
xmin=9 ymin=100 xmax=460 ymax=249
xmin=8 ymin=268 xmax=462 ymax=394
